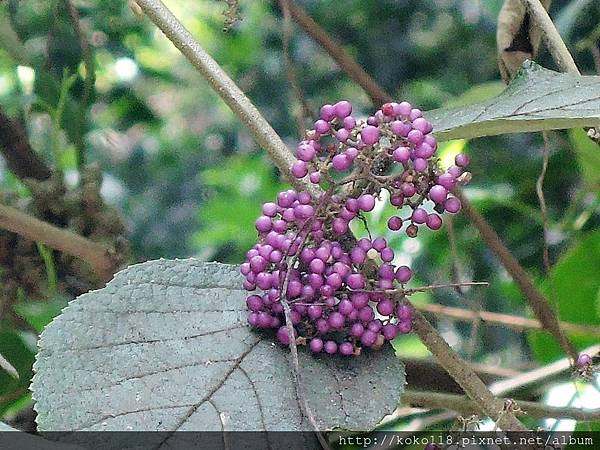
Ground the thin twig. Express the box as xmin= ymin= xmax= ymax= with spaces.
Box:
xmin=63 ymin=0 xmax=95 ymax=168
xmin=446 ymin=217 xmax=464 ymax=295
xmin=403 ymin=390 xmax=600 ymax=421
xmin=536 ymin=132 xmax=551 ymax=272
xmin=415 ymin=302 xmax=600 ymax=337
xmin=456 ymin=190 xmax=579 ymax=362
xmin=279 ymin=0 xmax=312 ymax=137
xmin=408 ymin=304 xmax=529 ymax=430
xmin=490 ymin=344 xmax=600 ymax=396
xmin=520 ymin=0 xmax=580 ymax=74
xmin=284 ymin=0 xmax=391 ymax=106
xmin=135 ymin=0 xmax=310 ymax=193
xmin=0 ymin=203 xmax=117 ymax=281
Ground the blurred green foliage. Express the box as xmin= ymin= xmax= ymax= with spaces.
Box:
xmin=0 ymin=0 xmax=599 ymax=431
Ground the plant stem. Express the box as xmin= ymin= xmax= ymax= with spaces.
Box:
xmin=36 ymin=243 xmax=58 ymax=298
xmin=520 ymin=0 xmax=580 ymax=74
xmin=403 ymin=390 xmax=600 ymax=421
xmin=456 ymin=190 xmax=579 ymax=361
xmin=409 ymin=305 xmax=528 ymax=430
xmin=135 ymin=0 xmax=308 ymax=192
xmin=0 ymin=203 xmax=117 ymax=281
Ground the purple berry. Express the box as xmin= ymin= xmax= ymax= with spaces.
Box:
xmin=320 ymin=104 xmax=335 ymax=121
xmin=360 ymin=330 xmax=377 ymax=347
xmin=332 ymin=153 xmax=352 ymax=171
xmin=357 ymin=194 xmax=376 ymax=212
xmin=314 ymin=119 xmax=330 ymax=134
xmin=324 ymin=340 xmax=338 ymax=354
xmin=382 ymin=323 xmax=398 ymax=340
xmin=377 ymin=299 xmax=394 ymax=316
xmin=310 ymin=338 xmax=324 ymax=353
xmin=291 ymin=160 xmax=308 ymax=178
xmin=388 ymin=216 xmax=403 ymax=231
xmin=334 ymin=100 xmax=352 ymax=118
xmin=455 ymin=153 xmax=470 ymax=167
xmin=429 ymin=185 xmax=448 ymax=204
xmin=444 ymin=197 xmax=461 ymax=213
xmin=339 ymin=342 xmax=354 ymax=356
xmin=328 ymin=312 xmax=345 ymax=329
xmin=392 ymin=146 xmax=410 ymax=162
xmin=426 ymin=213 xmax=442 ymax=230
xmin=361 ymin=126 xmax=380 ymax=145
xmin=277 ymin=326 xmax=294 ymax=345
xmin=309 ymin=171 xmax=321 ymax=184
xmin=577 ymin=353 xmax=592 ymax=367
xmin=347 ymin=273 xmax=365 ymax=289
xmin=412 ymin=208 xmax=428 ymax=224
xmin=395 ymin=266 xmax=412 ymax=283
xmin=297 ymin=143 xmax=316 ymax=162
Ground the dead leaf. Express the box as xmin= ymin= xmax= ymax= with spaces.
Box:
xmin=497 ymin=0 xmax=552 ymax=82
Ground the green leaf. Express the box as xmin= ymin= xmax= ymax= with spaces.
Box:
xmin=568 ymin=128 xmax=600 ymax=188
xmin=528 ymin=231 xmax=600 ymax=363
xmin=32 ymin=260 xmax=405 ymax=437
xmin=427 ymin=61 xmax=600 ymax=142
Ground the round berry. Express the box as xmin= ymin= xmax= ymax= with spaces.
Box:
xmin=361 ymin=126 xmax=380 ymax=145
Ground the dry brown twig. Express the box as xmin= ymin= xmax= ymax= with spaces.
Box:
xmin=0 ymin=203 xmax=117 ymax=281
xmin=415 ymin=302 xmax=600 ymax=337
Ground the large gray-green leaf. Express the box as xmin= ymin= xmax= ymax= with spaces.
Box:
xmin=0 ymin=422 xmax=18 ymax=431
xmin=428 ymin=61 xmax=600 ymax=141
xmin=32 ymin=260 xmax=404 ymax=439
xmin=0 ymin=422 xmax=84 ymax=450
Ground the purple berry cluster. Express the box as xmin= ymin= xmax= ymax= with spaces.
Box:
xmin=242 ymin=100 xmax=472 ymax=356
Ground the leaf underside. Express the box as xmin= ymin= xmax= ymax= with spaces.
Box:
xmin=427 ymin=61 xmax=600 ymax=141
xmin=31 ymin=260 xmax=405 ymax=445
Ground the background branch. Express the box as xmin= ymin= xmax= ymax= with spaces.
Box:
xmin=403 ymin=390 xmax=600 ymax=421
xmin=415 ymin=302 xmax=600 ymax=337
xmin=284 ymin=0 xmax=392 ymax=106
xmin=0 ymin=107 xmax=52 ymax=181
xmin=0 ymin=203 xmax=116 ymax=281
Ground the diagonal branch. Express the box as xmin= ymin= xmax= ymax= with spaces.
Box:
xmin=0 ymin=203 xmax=117 ymax=281
xmin=283 ymin=0 xmax=391 ymax=107
xmin=456 ymin=190 xmax=578 ymax=361
xmin=409 ymin=305 xmax=528 ymax=430
xmin=134 ymin=0 xmax=308 ymax=192
xmin=0 ymin=107 xmax=52 ymax=181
